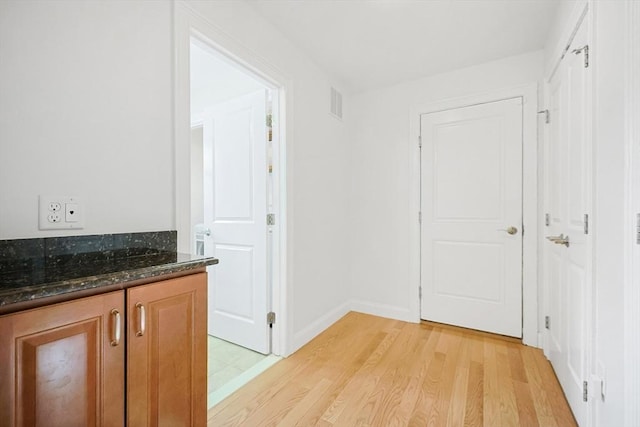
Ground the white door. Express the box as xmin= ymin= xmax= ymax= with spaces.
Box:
xmin=544 ymin=17 xmax=590 ymax=425
xmin=420 ymin=98 xmax=523 ymax=337
xmin=203 ymin=89 xmax=270 ymax=354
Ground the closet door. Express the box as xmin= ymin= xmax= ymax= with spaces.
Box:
xmin=543 ymin=15 xmax=592 ymax=426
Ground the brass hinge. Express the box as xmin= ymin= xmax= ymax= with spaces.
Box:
xmin=267 ymin=311 xmax=276 ymax=326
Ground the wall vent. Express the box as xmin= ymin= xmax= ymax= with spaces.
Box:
xmin=330 ymin=87 xmax=343 ymax=120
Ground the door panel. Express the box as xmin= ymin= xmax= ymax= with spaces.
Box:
xmin=203 ymin=89 xmax=269 ymax=354
xmin=420 ymin=97 xmax=523 ymax=337
xmin=0 ymin=291 xmax=124 ymax=427
xmin=127 ymin=273 xmax=207 ymax=426
xmin=543 ymin=16 xmax=590 ymax=426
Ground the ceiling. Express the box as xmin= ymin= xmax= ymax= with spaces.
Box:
xmin=246 ymin=0 xmax=559 ymax=93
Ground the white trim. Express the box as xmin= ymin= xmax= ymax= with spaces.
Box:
xmin=409 ymin=83 xmax=539 ymax=347
xmin=291 ymin=302 xmax=350 ymax=354
xmin=350 ymin=300 xmax=414 ymax=323
xmin=173 ymin=1 xmax=293 ymax=357
xmin=624 ymin=1 xmax=640 ymax=425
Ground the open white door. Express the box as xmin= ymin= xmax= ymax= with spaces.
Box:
xmin=544 ymin=16 xmax=591 ymax=425
xmin=420 ymin=97 xmax=523 ymax=337
xmin=203 ymin=89 xmax=269 ymax=354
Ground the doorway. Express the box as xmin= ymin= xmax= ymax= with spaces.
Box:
xmin=410 ymin=84 xmax=538 ymax=345
xmin=189 ymin=38 xmax=281 ymax=408
xmin=419 ymin=98 xmax=524 ymax=337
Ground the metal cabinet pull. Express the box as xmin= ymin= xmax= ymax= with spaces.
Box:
xmin=136 ymin=302 xmax=146 ymax=337
xmin=110 ymin=309 xmax=121 ymax=346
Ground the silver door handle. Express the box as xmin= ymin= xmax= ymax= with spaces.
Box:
xmin=497 ymin=226 xmax=518 ymax=235
xmin=546 ymin=234 xmax=570 ymax=247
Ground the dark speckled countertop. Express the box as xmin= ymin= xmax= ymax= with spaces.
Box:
xmin=0 ymin=231 xmax=218 ymax=314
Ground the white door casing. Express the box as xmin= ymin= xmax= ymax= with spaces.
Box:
xmin=203 ymin=89 xmax=270 ymax=354
xmin=420 ymin=97 xmax=523 ymax=337
xmin=543 ymin=15 xmax=591 ymax=425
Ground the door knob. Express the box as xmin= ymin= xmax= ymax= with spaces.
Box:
xmin=546 ymin=234 xmax=570 ymax=247
xmin=498 ymin=226 xmax=518 ymax=235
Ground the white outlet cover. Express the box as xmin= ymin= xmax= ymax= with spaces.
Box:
xmin=39 ymin=196 xmax=84 ymax=230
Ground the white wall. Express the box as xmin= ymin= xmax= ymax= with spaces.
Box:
xmin=0 ymin=0 xmax=352 ymax=353
xmin=0 ymin=1 xmax=174 ymax=239
xmin=348 ymin=51 xmax=544 ymax=320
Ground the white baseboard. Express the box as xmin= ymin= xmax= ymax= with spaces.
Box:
xmin=290 ymin=301 xmax=350 ymax=354
xmin=350 ymin=299 xmax=417 ymax=323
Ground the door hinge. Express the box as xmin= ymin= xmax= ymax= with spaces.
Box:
xmin=573 ymin=45 xmax=589 ymax=68
xmin=418 ymin=135 xmax=422 ymax=149
xmin=419 ymin=286 xmax=422 ymax=299
xmin=418 ymin=211 xmax=422 ymax=224
xmin=583 ymin=381 xmax=589 ymax=402
xmin=267 ymin=311 xmax=276 ymax=327
xmin=584 ymin=214 xmax=589 ymax=234
xmin=545 ymin=213 xmax=550 ymax=226
xmin=267 ymin=213 xmax=275 ymax=225
xmin=545 ymin=316 xmax=550 ymax=329
xmin=538 ymin=109 xmax=550 ymax=124
xmin=636 ymin=213 xmax=640 ymax=244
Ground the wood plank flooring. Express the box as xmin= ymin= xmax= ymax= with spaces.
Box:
xmin=207 ymin=312 xmax=577 ymax=426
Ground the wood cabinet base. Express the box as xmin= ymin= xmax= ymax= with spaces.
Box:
xmin=0 ymin=272 xmax=207 ymax=427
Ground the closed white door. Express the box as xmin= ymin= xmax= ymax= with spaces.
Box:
xmin=203 ymin=89 xmax=269 ymax=354
xmin=420 ymin=98 xmax=523 ymax=337
xmin=544 ymin=17 xmax=590 ymax=425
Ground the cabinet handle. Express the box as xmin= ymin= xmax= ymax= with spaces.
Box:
xmin=136 ymin=302 xmax=146 ymax=337
xmin=110 ymin=309 xmax=121 ymax=346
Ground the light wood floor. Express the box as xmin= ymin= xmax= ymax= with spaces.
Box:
xmin=208 ymin=312 xmax=577 ymax=426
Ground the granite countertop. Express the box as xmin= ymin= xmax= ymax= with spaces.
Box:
xmin=0 ymin=231 xmax=218 ymax=313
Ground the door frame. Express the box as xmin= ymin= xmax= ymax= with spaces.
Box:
xmin=174 ymin=1 xmax=292 ymax=356
xmin=624 ymin=1 xmax=640 ymax=423
xmin=409 ymin=83 xmax=539 ymax=346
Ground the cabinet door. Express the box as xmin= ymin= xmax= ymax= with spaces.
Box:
xmin=127 ymin=273 xmax=207 ymax=426
xmin=0 ymin=291 xmax=125 ymax=427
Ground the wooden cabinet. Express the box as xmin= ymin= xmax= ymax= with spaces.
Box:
xmin=0 ymin=291 xmax=125 ymax=427
xmin=0 ymin=272 xmax=207 ymax=427
xmin=127 ymin=273 xmax=207 ymax=426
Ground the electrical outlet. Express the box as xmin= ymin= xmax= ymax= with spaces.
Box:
xmin=39 ymin=196 xmax=84 ymax=230
xmin=47 ymin=212 xmax=61 ymax=223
